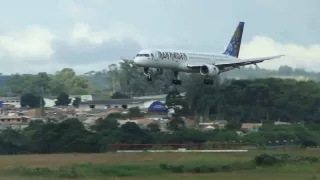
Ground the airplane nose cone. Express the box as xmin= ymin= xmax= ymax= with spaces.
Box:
xmin=133 ymin=57 xmax=138 ymax=64
xmin=134 ymin=57 xmax=143 ymax=65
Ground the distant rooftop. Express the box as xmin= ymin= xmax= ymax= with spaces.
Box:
xmin=0 ymin=97 xmax=20 ymax=101
xmin=133 ymin=93 xmax=185 ymax=99
xmin=80 ymin=98 xmax=164 ymax=105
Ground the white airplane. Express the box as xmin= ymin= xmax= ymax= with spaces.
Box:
xmin=121 ymin=22 xmax=284 ymax=85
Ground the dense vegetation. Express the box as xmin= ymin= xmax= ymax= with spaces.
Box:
xmin=7 ymin=154 xmax=320 ymax=178
xmin=1 ymin=61 xmax=320 ymax=154
xmin=1 ymin=63 xmax=320 ymax=180
xmin=4 ymin=60 xmax=320 ymax=125
xmin=0 ymin=114 xmax=319 ymax=155
xmin=4 ymin=150 xmax=320 ymax=179
xmin=159 ymin=153 xmax=320 ymax=173
xmin=182 ymin=78 xmax=320 ymax=123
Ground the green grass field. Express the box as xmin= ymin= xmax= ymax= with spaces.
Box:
xmin=0 ymin=149 xmax=319 ymax=180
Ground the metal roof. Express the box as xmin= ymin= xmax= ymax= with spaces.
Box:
xmin=0 ymin=97 xmax=20 ymax=101
xmin=79 ymin=98 xmax=160 ymax=105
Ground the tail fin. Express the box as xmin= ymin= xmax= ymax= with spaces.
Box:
xmin=222 ymin=21 xmax=245 ymax=57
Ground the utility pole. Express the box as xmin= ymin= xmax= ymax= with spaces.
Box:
xmin=39 ymin=96 xmax=43 ymax=118
xmin=39 ymin=86 xmax=44 ymax=118
xmin=112 ymin=70 xmax=116 ymax=94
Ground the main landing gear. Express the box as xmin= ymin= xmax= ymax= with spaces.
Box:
xmin=203 ymin=78 xmax=214 ymax=85
xmin=172 ymin=71 xmax=182 ymax=85
xmin=144 ymin=67 xmax=153 ymax=81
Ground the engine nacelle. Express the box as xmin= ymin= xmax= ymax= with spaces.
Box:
xmin=143 ymin=68 xmax=163 ymax=76
xmin=200 ymin=64 xmax=220 ymax=76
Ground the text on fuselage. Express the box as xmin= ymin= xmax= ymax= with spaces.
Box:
xmin=157 ymin=51 xmax=187 ymax=60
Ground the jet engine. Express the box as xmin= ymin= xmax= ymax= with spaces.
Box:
xmin=200 ymin=64 xmax=220 ymax=76
xmin=143 ymin=67 xmax=163 ymax=76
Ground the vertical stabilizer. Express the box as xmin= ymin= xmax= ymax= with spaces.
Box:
xmin=222 ymin=21 xmax=245 ymax=57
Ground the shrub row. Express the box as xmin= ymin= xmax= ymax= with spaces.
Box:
xmin=161 ymin=153 xmax=320 ymax=173
xmin=254 ymin=153 xmax=320 ymax=166
xmin=159 ymin=161 xmax=255 ymax=173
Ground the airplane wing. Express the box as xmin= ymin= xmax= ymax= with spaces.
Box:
xmin=120 ymin=56 xmax=135 ymax=62
xmin=187 ymin=55 xmax=284 ymax=71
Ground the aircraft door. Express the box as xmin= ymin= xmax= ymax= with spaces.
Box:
xmin=152 ymin=51 xmax=159 ymax=61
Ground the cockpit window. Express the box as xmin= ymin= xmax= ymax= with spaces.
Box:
xmin=136 ymin=54 xmax=150 ymax=57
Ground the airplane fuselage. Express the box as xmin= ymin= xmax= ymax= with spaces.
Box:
xmin=123 ymin=21 xmax=284 ymax=85
xmin=134 ymin=48 xmax=239 ymax=73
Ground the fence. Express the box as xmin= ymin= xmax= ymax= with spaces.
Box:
xmin=108 ymin=142 xmax=256 ymax=151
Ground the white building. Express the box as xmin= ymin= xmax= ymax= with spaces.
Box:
xmin=78 ymin=98 xmax=165 ymax=111
xmin=0 ymin=97 xmax=20 ymax=108
xmin=44 ymin=95 xmax=93 ymax=108
xmin=0 ymin=95 xmax=93 ymax=108
xmin=70 ymin=95 xmax=93 ymax=102
xmin=44 ymin=98 xmax=56 ymax=107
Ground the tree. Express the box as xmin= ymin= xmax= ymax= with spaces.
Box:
xmin=20 ymin=93 xmax=45 ymax=108
xmin=55 ymin=92 xmax=71 ymax=106
xmin=278 ymin=65 xmax=293 ymax=75
xmin=33 ymin=72 xmax=52 ymax=95
xmin=72 ymin=97 xmax=81 ymax=108
xmin=111 ymin=92 xmax=129 ymax=99
xmin=107 ymin=64 xmax=120 ymax=94
xmin=91 ymin=117 xmax=120 ymax=133
xmin=167 ymin=114 xmax=186 ymax=131
xmin=184 ymin=78 xmax=320 ymax=124
xmin=50 ymin=68 xmax=92 ymax=95
xmin=128 ymin=107 xmax=142 ymax=117
xmin=147 ymin=123 xmax=161 ymax=133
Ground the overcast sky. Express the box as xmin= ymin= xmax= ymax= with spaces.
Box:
xmin=0 ymin=0 xmax=319 ymax=74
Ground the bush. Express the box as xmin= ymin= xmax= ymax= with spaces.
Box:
xmin=160 ymin=154 xmax=320 ymax=174
xmin=160 ymin=161 xmax=255 ymax=174
xmin=254 ymin=153 xmax=290 ymax=166
xmin=159 ymin=163 xmax=168 ymax=170
xmin=254 ymin=153 xmax=320 ymax=166
xmin=11 ymin=166 xmax=83 ymax=178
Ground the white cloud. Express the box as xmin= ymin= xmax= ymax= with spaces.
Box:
xmin=240 ymin=36 xmax=320 ymax=71
xmin=0 ymin=26 xmax=56 ymax=60
xmin=68 ymin=21 xmax=183 ymax=49
xmin=70 ymin=22 xmax=148 ymax=47
xmin=59 ymin=0 xmax=97 ymax=20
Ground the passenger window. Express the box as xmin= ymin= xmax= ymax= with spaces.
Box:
xmin=145 ymin=54 xmax=149 ymax=57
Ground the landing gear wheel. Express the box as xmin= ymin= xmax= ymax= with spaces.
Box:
xmin=172 ymin=71 xmax=181 ymax=85
xmin=204 ymin=78 xmax=213 ymax=85
xmin=146 ymin=75 xmax=152 ymax=81
xmin=172 ymin=79 xmax=182 ymax=85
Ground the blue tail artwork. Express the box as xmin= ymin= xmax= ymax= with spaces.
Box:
xmin=222 ymin=21 xmax=245 ymax=58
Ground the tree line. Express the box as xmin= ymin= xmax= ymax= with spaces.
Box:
xmin=0 ymin=115 xmax=319 ymax=155
xmin=1 ymin=60 xmax=320 ymax=98
xmin=1 ymin=68 xmax=92 ymax=97
xmin=167 ymin=77 xmax=320 ymax=124
xmin=10 ymin=69 xmax=320 ymax=126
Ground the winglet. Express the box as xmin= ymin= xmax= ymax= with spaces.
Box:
xmin=222 ymin=21 xmax=245 ymax=58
